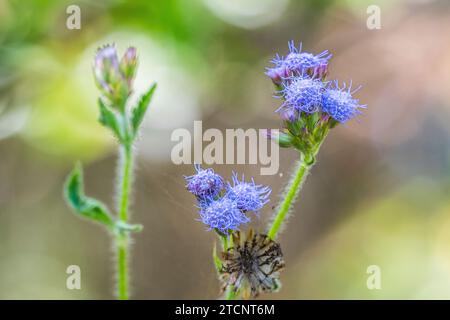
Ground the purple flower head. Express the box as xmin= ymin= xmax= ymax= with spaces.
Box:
xmin=279 ymin=77 xmax=324 ymax=115
xmin=226 ymin=173 xmax=271 ymax=213
xmin=199 ymin=197 xmax=250 ymax=233
xmin=266 ymin=41 xmax=332 ymax=83
xmin=322 ymin=81 xmax=365 ymax=123
xmin=284 ymin=41 xmax=331 ymax=77
xmin=185 ymin=164 xmax=224 ymax=199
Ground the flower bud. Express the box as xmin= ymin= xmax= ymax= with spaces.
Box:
xmin=120 ymin=47 xmax=138 ymax=87
xmin=265 ymin=66 xmax=288 ymax=86
xmin=93 ymin=44 xmax=136 ymax=112
xmin=267 ymin=129 xmax=293 ymax=148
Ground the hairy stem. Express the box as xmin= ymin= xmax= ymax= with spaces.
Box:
xmin=116 ymin=235 xmax=129 ymax=300
xmin=116 ymin=144 xmax=133 ymax=300
xmin=267 ymin=125 xmax=330 ymax=240
xmin=119 ymin=145 xmax=133 ymax=221
xmin=267 ymin=156 xmax=311 ymax=240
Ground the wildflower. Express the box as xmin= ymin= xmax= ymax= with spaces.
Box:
xmin=220 ymin=229 xmax=285 ymax=299
xmin=185 ymin=164 xmax=224 ymax=200
xmin=226 ymin=173 xmax=271 ymax=213
xmin=266 ymin=41 xmax=331 ymax=83
xmin=322 ymin=81 xmax=365 ymax=123
xmin=279 ymin=77 xmax=324 ymax=115
xmin=93 ymin=44 xmax=137 ymax=111
xmin=200 ymin=197 xmax=249 ymax=233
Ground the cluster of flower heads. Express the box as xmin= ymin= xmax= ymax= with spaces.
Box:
xmin=185 ymin=164 xmax=271 ymax=234
xmin=266 ymin=41 xmax=365 ymax=124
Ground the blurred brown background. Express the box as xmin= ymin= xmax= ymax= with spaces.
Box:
xmin=1 ymin=0 xmax=450 ymax=299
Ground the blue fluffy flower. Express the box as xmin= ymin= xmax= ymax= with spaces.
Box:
xmin=284 ymin=41 xmax=331 ymax=75
xmin=185 ymin=164 xmax=224 ymax=199
xmin=280 ymin=77 xmax=324 ymax=114
xmin=266 ymin=41 xmax=332 ymax=83
xmin=322 ymin=81 xmax=365 ymax=123
xmin=200 ymin=197 xmax=250 ymax=233
xmin=226 ymin=173 xmax=271 ymax=213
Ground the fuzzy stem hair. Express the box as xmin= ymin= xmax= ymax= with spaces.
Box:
xmin=116 ymin=144 xmax=133 ymax=300
xmin=267 ymin=155 xmax=311 ymax=240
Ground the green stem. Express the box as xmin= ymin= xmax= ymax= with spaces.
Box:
xmin=119 ymin=145 xmax=132 ymax=221
xmin=267 ymin=125 xmax=330 ymax=240
xmin=220 ymin=235 xmax=229 ymax=251
xmin=117 ymin=235 xmax=128 ymax=300
xmin=267 ymin=156 xmax=311 ymax=240
xmin=116 ymin=144 xmax=133 ymax=300
xmin=225 ymin=285 xmax=236 ymax=300
xmin=216 ymin=231 xmax=236 ymax=300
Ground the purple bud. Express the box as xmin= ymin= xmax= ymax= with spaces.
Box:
xmin=92 ymin=44 xmax=133 ymax=111
xmin=279 ymin=108 xmax=298 ymax=122
xmin=93 ymin=45 xmax=119 ymax=93
xmin=265 ymin=66 xmax=288 ymax=85
xmin=120 ymin=47 xmax=138 ymax=86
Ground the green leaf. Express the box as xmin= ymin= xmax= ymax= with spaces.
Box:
xmin=131 ymin=83 xmax=157 ymax=135
xmin=64 ymin=163 xmax=115 ymax=229
xmin=98 ymin=98 xmax=125 ymax=142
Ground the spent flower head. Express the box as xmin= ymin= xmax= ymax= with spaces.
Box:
xmin=220 ymin=229 xmax=285 ymax=299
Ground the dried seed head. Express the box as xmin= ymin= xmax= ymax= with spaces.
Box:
xmin=220 ymin=229 xmax=285 ymax=299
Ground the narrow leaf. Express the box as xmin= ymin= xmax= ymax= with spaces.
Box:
xmin=64 ymin=163 xmax=115 ymax=229
xmin=131 ymin=83 xmax=157 ymax=135
xmin=98 ymin=98 xmax=124 ymax=142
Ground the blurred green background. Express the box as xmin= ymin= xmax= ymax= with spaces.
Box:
xmin=1 ymin=0 xmax=450 ymax=299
